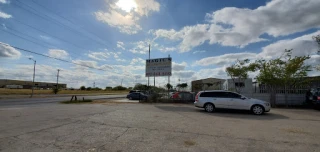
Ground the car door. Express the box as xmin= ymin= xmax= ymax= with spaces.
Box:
xmin=211 ymin=92 xmax=230 ymax=109
xmin=132 ymin=93 xmax=139 ymax=99
xmin=227 ymin=92 xmax=248 ymax=110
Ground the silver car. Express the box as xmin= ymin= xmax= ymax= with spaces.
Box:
xmin=194 ymin=90 xmax=270 ymax=115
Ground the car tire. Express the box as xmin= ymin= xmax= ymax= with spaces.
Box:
xmin=251 ymin=105 xmax=264 ymax=115
xmin=129 ymin=97 xmax=133 ymax=100
xmin=204 ymin=103 xmax=215 ymax=113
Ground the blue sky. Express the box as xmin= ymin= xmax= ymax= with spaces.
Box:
xmin=0 ymin=0 xmax=319 ymax=88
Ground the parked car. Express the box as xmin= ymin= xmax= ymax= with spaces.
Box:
xmin=171 ymin=92 xmax=194 ymax=100
xmin=309 ymin=88 xmax=320 ymax=109
xmin=129 ymin=90 xmax=141 ymax=93
xmin=194 ymin=90 xmax=270 ymax=115
xmin=126 ymin=92 xmax=148 ymax=100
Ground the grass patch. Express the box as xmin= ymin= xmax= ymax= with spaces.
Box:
xmin=184 ymin=140 xmax=196 ymax=147
xmin=281 ymin=127 xmax=309 ymax=134
xmin=60 ymin=99 xmax=93 ymax=104
xmin=0 ymin=88 xmax=128 ymax=95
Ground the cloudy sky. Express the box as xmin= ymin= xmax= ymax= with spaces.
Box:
xmin=0 ymin=0 xmax=319 ymax=88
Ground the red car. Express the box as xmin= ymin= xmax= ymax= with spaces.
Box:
xmin=171 ymin=92 xmax=194 ymax=100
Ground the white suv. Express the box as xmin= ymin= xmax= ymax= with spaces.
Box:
xmin=194 ymin=90 xmax=270 ymax=115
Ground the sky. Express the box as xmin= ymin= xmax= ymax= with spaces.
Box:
xmin=0 ymin=0 xmax=319 ymax=89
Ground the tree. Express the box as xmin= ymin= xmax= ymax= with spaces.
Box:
xmin=105 ymin=86 xmax=112 ymax=90
xmin=112 ymin=85 xmax=127 ymax=90
xmin=86 ymin=87 xmax=92 ymax=91
xmin=226 ymin=59 xmax=258 ymax=93
xmin=80 ymin=86 xmax=86 ymax=90
xmin=52 ymin=88 xmax=60 ymax=94
xmin=255 ymin=49 xmax=311 ymax=107
xmin=177 ymin=83 xmax=188 ymax=91
xmin=133 ymin=83 xmax=148 ymax=91
xmin=165 ymin=83 xmax=173 ymax=90
xmin=165 ymin=83 xmax=173 ymax=98
xmin=312 ymin=35 xmax=320 ymax=71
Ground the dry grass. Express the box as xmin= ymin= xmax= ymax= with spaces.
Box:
xmin=281 ymin=127 xmax=309 ymax=134
xmin=0 ymin=88 xmax=128 ymax=95
xmin=184 ymin=140 xmax=196 ymax=146
xmin=60 ymin=100 xmax=93 ymax=104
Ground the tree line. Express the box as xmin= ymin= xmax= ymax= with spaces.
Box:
xmin=226 ymin=35 xmax=320 ymax=107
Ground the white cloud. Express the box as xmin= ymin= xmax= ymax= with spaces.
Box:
xmin=193 ymin=30 xmax=320 ymax=77
xmin=135 ymin=0 xmax=160 ymax=16
xmin=39 ymin=35 xmax=50 ymax=40
xmin=0 ymin=11 xmax=11 ymax=19
xmin=193 ymin=50 xmax=206 ymax=54
xmin=151 ymin=0 xmax=320 ymax=52
xmin=0 ymin=42 xmax=21 ymax=58
xmin=174 ymin=70 xmax=196 ymax=79
xmin=172 ymin=62 xmax=187 ymax=71
xmin=94 ymin=0 xmax=160 ymax=34
xmin=195 ymin=52 xmax=257 ymax=66
xmin=2 ymin=23 xmax=7 ymax=29
xmin=0 ymin=0 xmax=8 ymax=4
xmin=117 ymin=41 xmax=125 ymax=50
xmin=87 ymin=51 xmax=122 ymax=61
xmin=88 ymin=51 xmax=109 ymax=61
xmin=158 ymin=46 xmax=176 ymax=53
xmin=259 ymin=31 xmax=320 ymax=59
xmin=130 ymin=57 xmax=145 ymax=65
xmin=95 ymin=10 xmax=141 ymax=34
xmin=129 ymin=41 xmax=149 ymax=54
xmin=116 ymin=58 xmax=126 ymax=62
xmin=48 ymin=49 xmax=69 ymax=59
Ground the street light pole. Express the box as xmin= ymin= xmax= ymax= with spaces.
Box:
xmin=29 ymin=58 xmax=36 ymax=98
xmin=56 ymin=69 xmax=60 ymax=89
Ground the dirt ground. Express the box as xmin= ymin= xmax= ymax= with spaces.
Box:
xmin=1 ymin=102 xmax=320 ymax=152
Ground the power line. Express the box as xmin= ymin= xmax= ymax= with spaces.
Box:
xmin=3 ymin=25 xmax=81 ymax=59
xmin=15 ymin=0 xmax=135 ymax=60
xmin=1 ymin=28 xmax=50 ymax=48
xmin=31 ymin=0 xmax=114 ymax=48
xmin=0 ymin=42 xmax=115 ymax=72
xmin=11 ymin=18 xmax=88 ymax=53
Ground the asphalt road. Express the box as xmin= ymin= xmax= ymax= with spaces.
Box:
xmin=0 ymin=94 xmax=126 ymax=107
xmin=1 ymin=102 xmax=319 ymax=152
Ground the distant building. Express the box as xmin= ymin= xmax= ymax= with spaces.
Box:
xmin=254 ymin=76 xmax=320 ymax=94
xmin=191 ymin=77 xmax=253 ymax=94
xmin=223 ymin=78 xmax=253 ymax=94
xmin=191 ymin=78 xmax=225 ymax=92
xmin=0 ymin=79 xmax=67 ymax=89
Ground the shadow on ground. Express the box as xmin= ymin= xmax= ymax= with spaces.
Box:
xmin=154 ymin=105 xmax=196 ymax=112
xmin=196 ymin=109 xmax=289 ymax=120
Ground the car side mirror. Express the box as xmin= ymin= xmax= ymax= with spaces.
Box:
xmin=241 ymin=97 xmax=246 ymax=100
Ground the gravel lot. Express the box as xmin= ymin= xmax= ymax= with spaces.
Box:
xmin=0 ymin=101 xmax=320 ymax=152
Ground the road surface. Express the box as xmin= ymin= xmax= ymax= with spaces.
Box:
xmin=0 ymin=94 xmax=126 ymax=107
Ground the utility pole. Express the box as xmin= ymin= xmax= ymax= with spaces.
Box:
xmin=148 ymin=44 xmax=150 ymax=87
xmin=29 ymin=58 xmax=36 ymax=98
xmin=56 ymin=69 xmax=60 ymax=89
xmin=93 ymin=82 xmax=95 ymax=88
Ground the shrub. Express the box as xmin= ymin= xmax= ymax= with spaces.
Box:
xmin=80 ymin=86 xmax=86 ymax=90
xmin=52 ymin=88 xmax=60 ymax=94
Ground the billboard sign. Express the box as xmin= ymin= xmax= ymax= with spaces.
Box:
xmin=146 ymin=57 xmax=172 ymax=77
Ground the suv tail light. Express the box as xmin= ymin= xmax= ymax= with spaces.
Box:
xmin=195 ymin=92 xmax=201 ymax=102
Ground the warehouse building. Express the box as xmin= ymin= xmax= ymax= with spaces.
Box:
xmin=0 ymin=79 xmax=67 ymax=89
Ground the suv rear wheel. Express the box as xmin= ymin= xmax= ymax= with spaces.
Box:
xmin=204 ymin=103 xmax=215 ymax=113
